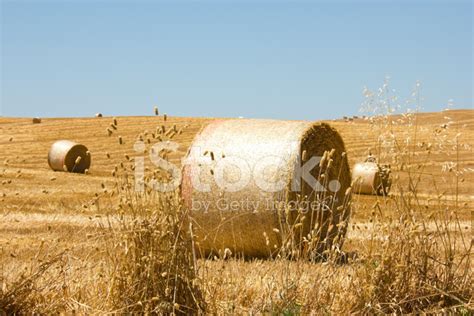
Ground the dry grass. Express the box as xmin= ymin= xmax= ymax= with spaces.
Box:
xmin=104 ymin=144 xmax=205 ymax=313
xmin=108 ymin=193 xmax=205 ymax=314
xmin=0 ymin=251 xmax=67 ymax=314
xmin=0 ymin=87 xmax=473 ymax=313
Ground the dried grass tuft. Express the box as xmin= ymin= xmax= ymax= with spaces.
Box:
xmin=0 ymin=253 xmax=67 ymax=314
xmin=109 ymin=146 xmax=206 ymax=313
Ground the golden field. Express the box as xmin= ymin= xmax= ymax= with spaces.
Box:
xmin=0 ymin=109 xmax=472 ymax=313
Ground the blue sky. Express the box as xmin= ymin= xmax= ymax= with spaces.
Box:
xmin=1 ymin=1 xmax=472 ymax=120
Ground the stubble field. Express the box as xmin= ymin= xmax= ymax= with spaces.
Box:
xmin=0 ymin=109 xmax=472 ymax=313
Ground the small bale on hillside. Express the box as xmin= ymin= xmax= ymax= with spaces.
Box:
xmin=48 ymin=140 xmax=91 ymax=173
xmin=352 ymin=156 xmax=391 ymax=196
xmin=95 ymin=113 xmax=103 ymax=118
xmin=32 ymin=117 xmax=42 ymax=124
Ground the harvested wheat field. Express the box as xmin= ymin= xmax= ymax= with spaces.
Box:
xmin=0 ymin=109 xmax=473 ymax=314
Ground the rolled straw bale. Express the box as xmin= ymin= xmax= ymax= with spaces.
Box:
xmin=48 ymin=140 xmax=91 ymax=173
xmin=32 ymin=117 xmax=42 ymax=124
xmin=182 ymin=119 xmax=351 ymax=258
xmin=352 ymin=161 xmax=391 ymax=195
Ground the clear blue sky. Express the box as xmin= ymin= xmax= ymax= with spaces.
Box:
xmin=1 ymin=1 xmax=472 ymax=120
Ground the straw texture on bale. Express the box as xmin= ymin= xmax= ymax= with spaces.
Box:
xmin=48 ymin=140 xmax=91 ymax=173
xmin=182 ymin=119 xmax=351 ymax=258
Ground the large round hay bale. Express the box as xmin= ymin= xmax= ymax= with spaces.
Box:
xmin=182 ymin=119 xmax=351 ymax=258
xmin=48 ymin=140 xmax=91 ymax=173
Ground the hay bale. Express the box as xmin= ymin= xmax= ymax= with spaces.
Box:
xmin=32 ymin=117 xmax=42 ymax=124
xmin=352 ymin=160 xmax=391 ymax=195
xmin=182 ymin=119 xmax=351 ymax=258
xmin=48 ymin=140 xmax=91 ymax=173
xmin=95 ymin=113 xmax=103 ymax=118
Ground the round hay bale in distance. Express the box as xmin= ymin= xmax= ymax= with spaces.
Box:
xmin=181 ymin=119 xmax=351 ymax=258
xmin=352 ymin=161 xmax=391 ymax=195
xmin=32 ymin=117 xmax=42 ymax=124
xmin=48 ymin=140 xmax=91 ymax=173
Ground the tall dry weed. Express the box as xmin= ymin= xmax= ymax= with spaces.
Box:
xmin=107 ymin=123 xmax=205 ymax=314
xmin=348 ymin=78 xmax=473 ymax=313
